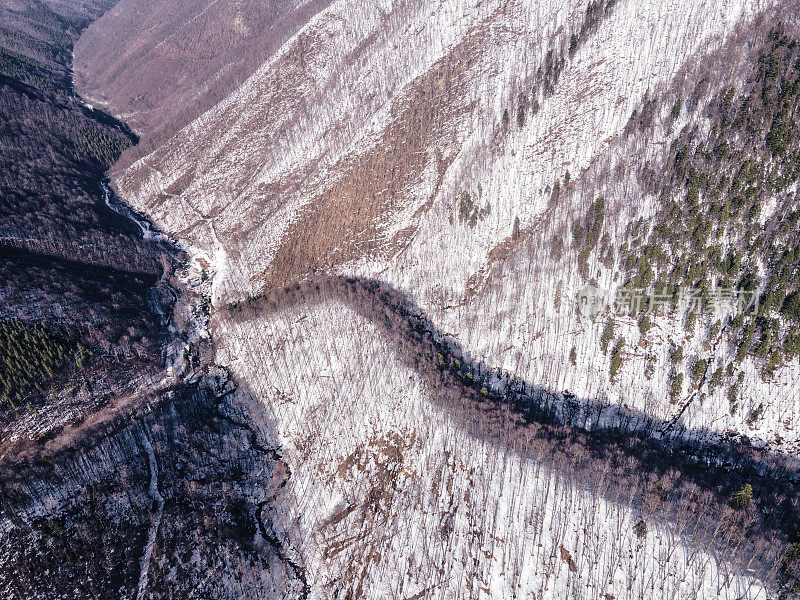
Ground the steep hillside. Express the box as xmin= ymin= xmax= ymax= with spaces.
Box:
xmin=0 ymin=0 xmax=175 ymax=448
xmin=74 ymin=0 xmax=333 ymax=166
xmin=438 ymin=10 xmax=800 ymax=453
xmin=0 ymin=0 xmax=157 ymax=273
xmin=0 ymin=364 xmax=303 ymax=600
xmin=18 ymin=0 xmax=800 ymax=597
xmin=91 ymin=0 xmax=800 ymax=448
xmin=215 ymin=277 xmax=799 ymax=598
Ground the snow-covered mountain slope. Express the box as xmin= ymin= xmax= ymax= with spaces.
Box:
xmin=66 ymin=0 xmax=800 ymax=597
xmin=429 ymin=6 xmax=800 ymax=453
xmin=88 ymin=0 xmax=800 ymax=449
xmin=213 ymin=281 xmax=787 ymax=599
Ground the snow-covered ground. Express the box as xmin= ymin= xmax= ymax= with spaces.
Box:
xmin=97 ymin=0 xmax=800 ymax=596
xmin=115 ymin=0 xmax=798 ymax=448
xmin=215 ymin=301 xmax=776 ymax=599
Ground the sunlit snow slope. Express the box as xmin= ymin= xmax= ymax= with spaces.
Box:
xmin=73 ymin=0 xmax=800 ymax=597
xmin=84 ymin=0 xmax=800 ymax=450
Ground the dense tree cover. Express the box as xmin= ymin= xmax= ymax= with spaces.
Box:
xmin=574 ymin=197 xmax=606 ymax=277
xmin=600 ymin=319 xmax=615 ymax=352
xmin=457 ymin=190 xmax=490 ymax=228
xmin=732 ymin=483 xmax=754 ymax=510
xmin=71 ymin=127 xmax=133 ymax=164
xmin=612 ymin=28 xmax=800 ymax=379
xmin=609 ymin=337 xmax=625 ymax=380
xmin=0 ymin=319 xmax=86 ymax=408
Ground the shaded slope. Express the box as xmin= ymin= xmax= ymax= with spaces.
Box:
xmin=74 ymin=0 xmax=334 ymax=166
xmin=0 ymin=0 xmax=160 ymax=274
xmin=0 ymin=0 xmax=168 ymax=454
xmin=0 ymin=368 xmax=303 ymax=600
